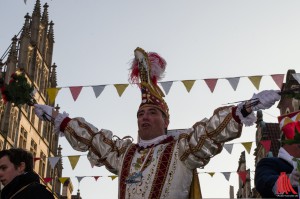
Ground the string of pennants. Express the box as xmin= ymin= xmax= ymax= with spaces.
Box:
xmin=45 ymin=73 xmax=300 ymax=104
xmin=43 ymin=169 xmax=254 ymax=186
xmin=36 ymin=140 xmax=274 ymax=185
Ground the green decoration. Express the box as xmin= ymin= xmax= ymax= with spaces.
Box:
xmin=0 ymin=69 xmax=35 ymax=106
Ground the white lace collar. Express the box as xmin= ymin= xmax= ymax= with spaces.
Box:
xmin=138 ymin=135 xmax=168 ymax=148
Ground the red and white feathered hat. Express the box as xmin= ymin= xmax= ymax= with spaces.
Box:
xmin=129 ymin=47 xmax=169 ymax=119
xmin=278 ymin=110 xmax=300 ymax=144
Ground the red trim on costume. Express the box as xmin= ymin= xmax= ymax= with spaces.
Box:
xmin=149 ymin=140 xmax=176 ymax=198
xmin=119 ymin=144 xmax=138 ymax=199
xmin=60 ymin=117 xmax=72 ymax=132
xmin=231 ymin=106 xmax=241 ymax=124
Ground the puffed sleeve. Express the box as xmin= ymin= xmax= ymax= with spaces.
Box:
xmin=61 ymin=117 xmax=133 ymax=174
xmin=178 ymin=106 xmax=243 ymax=169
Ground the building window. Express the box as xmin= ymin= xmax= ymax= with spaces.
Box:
xmin=30 ymin=139 xmax=37 ymax=158
xmin=18 ymin=127 xmax=27 ymax=149
xmin=8 ymin=108 xmax=17 ymax=142
xmin=30 ymin=107 xmax=35 ymax=124
xmin=39 ymin=151 xmax=46 ymax=177
xmin=0 ymin=139 xmax=3 ymax=150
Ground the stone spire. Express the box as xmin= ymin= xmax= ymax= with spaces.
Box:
xmin=41 ymin=3 xmax=49 ymax=24
xmin=20 ymin=13 xmax=31 ymax=39
xmin=50 ymin=63 xmax=57 ymax=87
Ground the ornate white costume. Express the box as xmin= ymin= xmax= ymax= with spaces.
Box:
xmin=59 ymin=106 xmax=242 ymax=199
xmin=34 ymin=47 xmax=280 ymax=199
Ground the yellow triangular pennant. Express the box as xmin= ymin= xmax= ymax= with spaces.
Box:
xmin=181 ymin=80 xmax=196 ymax=93
xmin=58 ymin=177 xmax=69 ymax=184
xmin=114 ymin=84 xmax=128 ymax=97
xmin=241 ymin=142 xmax=253 ymax=154
xmin=68 ymin=155 xmax=80 ymax=170
xmin=46 ymin=88 xmax=61 ymax=104
xmin=248 ymin=76 xmax=262 ymax=90
xmin=109 ymin=175 xmax=118 ymax=180
xmin=207 ymin=172 xmax=215 ymax=177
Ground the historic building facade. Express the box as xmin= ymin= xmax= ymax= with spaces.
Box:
xmin=0 ymin=0 xmax=78 ymax=198
xmin=236 ymin=69 xmax=300 ymax=198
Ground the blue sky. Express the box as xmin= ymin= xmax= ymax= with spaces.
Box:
xmin=1 ymin=0 xmax=300 ymax=198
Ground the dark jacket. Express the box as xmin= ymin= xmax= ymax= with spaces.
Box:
xmin=1 ymin=171 xmax=54 ymax=199
xmin=255 ymin=157 xmax=298 ymax=198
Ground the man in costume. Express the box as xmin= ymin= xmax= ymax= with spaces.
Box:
xmin=255 ymin=111 xmax=300 ymax=198
xmin=34 ymin=47 xmax=280 ymax=199
xmin=0 ymin=148 xmax=54 ymax=199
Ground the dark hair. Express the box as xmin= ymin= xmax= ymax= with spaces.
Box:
xmin=0 ymin=148 xmax=33 ymax=172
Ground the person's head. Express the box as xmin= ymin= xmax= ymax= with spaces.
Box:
xmin=137 ymin=106 xmax=169 ymax=140
xmin=0 ymin=148 xmax=34 ymax=186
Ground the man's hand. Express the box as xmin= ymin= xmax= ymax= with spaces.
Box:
xmin=289 ymin=169 xmax=300 ymax=187
xmin=250 ymin=90 xmax=281 ymax=111
xmin=34 ymin=104 xmax=54 ymax=121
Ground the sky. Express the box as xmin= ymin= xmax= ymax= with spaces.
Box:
xmin=1 ymin=0 xmax=300 ymax=198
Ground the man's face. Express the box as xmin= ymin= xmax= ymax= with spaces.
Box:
xmin=137 ymin=106 xmax=169 ymax=140
xmin=0 ymin=156 xmax=24 ymax=186
xmin=284 ymin=143 xmax=300 ymax=158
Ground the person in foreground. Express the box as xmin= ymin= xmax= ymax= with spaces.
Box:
xmin=255 ymin=110 xmax=300 ymax=198
xmin=0 ymin=148 xmax=54 ymax=199
xmin=34 ymin=47 xmax=280 ymax=199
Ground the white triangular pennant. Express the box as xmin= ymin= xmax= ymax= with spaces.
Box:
xmin=292 ymin=73 xmax=300 ymax=84
xmin=224 ymin=144 xmax=233 ymax=154
xmin=222 ymin=172 xmax=231 ymax=181
xmin=48 ymin=157 xmax=60 ymax=169
xmin=92 ymin=85 xmax=105 ymax=98
xmin=226 ymin=77 xmax=240 ymax=91
xmin=160 ymin=81 xmax=173 ymax=95
xmin=76 ymin=176 xmax=85 ymax=183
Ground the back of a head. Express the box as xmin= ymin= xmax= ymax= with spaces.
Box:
xmin=0 ymin=148 xmax=33 ymax=172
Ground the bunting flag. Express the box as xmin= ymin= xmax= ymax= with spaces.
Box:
xmin=241 ymin=142 xmax=253 ymax=154
xmin=292 ymin=73 xmax=300 ymax=84
xmin=92 ymin=85 xmax=105 ymax=98
xmin=238 ymin=171 xmax=248 ymax=184
xmin=94 ymin=176 xmax=101 ymax=181
xmin=248 ymin=76 xmax=262 ymax=90
xmin=207 ymin=172 xmax=215 ymax=177
xmin=271 ymin=74 xmax=285 ymax=89
xmin=76 ymin=176 xmax=85 ymax=183
xmin=160 ymin=81 xmax=173 ymax=95
xmin=181 ymin=80 xmax=196 ymax=93
xmin=224 ymin=144 xmax=234 ymax=154
xmin=222 ymin=172 xmax=231 ymax=181
xmin=226 ymin=77 xmax=240 ymax=91
xmin=48 ymin=157 xmax=60 ymax=169
xmin=46 ymin=88 xmax=61 ymax=104
xmin=46 ymin=73 xmax=284 ymax=102
xmin=109 ymin=175 xmax=118 ymax=180
xmin=114 ymin=84 xmax=128 ymax=97
xmin=43 ymin=177 xmax=52 ymax=183
xmin=204 ymin=79 xmax=218 ymax=93
xmin=69 ymin=86 xmax=83 ymax=101
xmin=68 ymin=155 xmax=80 ymax=170
xmin=260 ymin=140 xmax=271 ymax=154
xmin=58 ymin=177 xmax=69 ymax=184
xmin=34 ymin=157 xmax=41 ymax=162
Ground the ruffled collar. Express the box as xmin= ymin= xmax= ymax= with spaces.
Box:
xmin=138 ymin=135 xmax=174 ymax=150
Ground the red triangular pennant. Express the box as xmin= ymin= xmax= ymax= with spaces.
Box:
xmin=260 ymin=140 xmax=271 ymax=154
xmin=271 ymin=74 xmax=284 ymax=89
xmin=43 ymin=177 xmax=52 ymax=183
xmin=204 ymin=79 xmax=218 ymax=93
xmin=69 ymin=86 xmax=83 ymax=101
xmin=238 ymin=171 xmax=247 ymax=184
